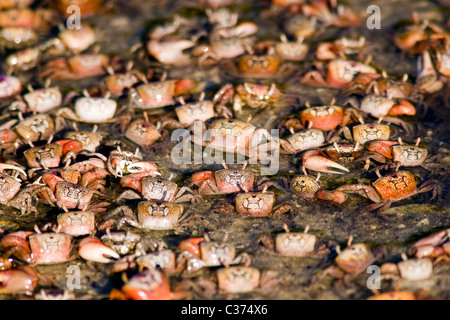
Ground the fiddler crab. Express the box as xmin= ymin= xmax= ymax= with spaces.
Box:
xmin=39 ymin=53 xmax=109 ymax=80
xmin=213 ymin=82 xmax=283 ymax=114
xmin=128 ymin=73 xmax=196 ymax=110
xmin=343 ymin=71 xmax=417 ymax=101
xmin=316 ymin=36 xmax=366 ymax=60
xmin=362 ymin=137 xmax=431 ymax=171
xmin=215 ymin=266 xmax=278 ymax=295
xmin=259 ymin=224 xmax=331 ymax=257
xmin=105 ymin=200 xmax=185 ymax=231
xmin=188 ymin=161 xmax=267 ymax=196
xmin=112 ymin=238 xmax=176 ymax=273
xmin=255 ymin=34 xmax=309 ymax=62
xmin=379 ymin=253 xmax=433 ymax=282
xmin=278 ymin=166 xmax=347 ymax=203
xmin=300 ymin=57 xmax=378 ymax=88
xmin=332 ymin=169 xmax=441 ymax=215
xmin=315 ymin=235 xmax=378 ymax=282
xmin=0 ymin=74 xmax=21 ymax=100
xmin=55 ymin=89 xmax=118 ymax=124
xmin=177 ymin=232 xmax=251 ymax=274
xmin=301 ymin=0 xmax=362 ymax=28
xmin=192 ymin=8 xmax=257 ymax=65
xmin=223 ymin=53 xmax=298 ymax=80
xmin=0 ymin=225 xmax=117 ymax=265
xmin=9 ymin=80 xmax=62 ymax=114
xmin=234 ymin=185 xmax=292 ymax=216
xmin=0 ymin=265 xmax=39 ymax=295
xmin=409 ymin=228 xmax=450 ymax=263
xmin=191 ymin=118 xmax=279 ymax=161
xmin=110 ymin=269 xmax=188 ymax=300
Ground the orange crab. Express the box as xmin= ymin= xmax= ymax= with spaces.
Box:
xmin=334 ymin=170 xmax=441 ymax=214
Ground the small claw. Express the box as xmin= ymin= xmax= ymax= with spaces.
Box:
xmin=302 ymin=150 xmax=349 ymax=174
xmin=78 ymin=236 xmax=120 ymax=263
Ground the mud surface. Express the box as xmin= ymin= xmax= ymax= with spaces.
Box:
xmin=0 ymin=0 xmax=449 ymax=300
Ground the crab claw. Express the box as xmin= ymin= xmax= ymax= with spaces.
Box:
xmin=0 ymin=163 xmax=27 ymax=178
xmin=315 ymin=190 xmax=347 ymax=204
xmin=302 ymin=150 xmax=349 ymax=174
xmin=78 ymin=236 xmax=120 ymax=263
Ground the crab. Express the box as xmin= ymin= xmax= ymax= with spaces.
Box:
xmin=379 ymin=253 xmax=433 ymax=282
xmin=301 ymin=0 xmax=362 ymax=28
xmin=258 ymin=224 xmax=331 ymax=257
xmin=53 ymin=0 xmax=102 ymax=17
xmin=176 ymin=233 xmax=251 ymax=274
xmin=107 ymin=200 xmax=185 ymax=231
xmin=13 ymin=113 xmax=66 ymax=147
xmin=283 ymin=13 xmax=318 ymax=40
xmin=103 ymin=62 xmax=146 ymax=97
xmin=39 ymin=53 xmax=109 ymax=80
xmin=100 ymin=230 xmax=142 ymax=257
xmin=234 ymin=186 xmax=292 ymax=216
xmin=23 ymin=138 xmax=84 ymax=170
xmin=53 ymin=210 xmax=96 ymax=236
xmin=316 ymin=36 xmax=366 ymax=60
xmin=0 ymin=265 xmax=39 ymax=295
xmin=123 ymin=112 xmax=163 ymax=148
xmin=362 ymin=137 xmax=431 ymax=171
xmin=112 ymin=239 xmax=176 ymax=274
xmin=64 ymin=124 xmax=105 ymax=153
xmin=300 ymin=58 xmax=378 ymax=88
xmin=109 ymin=269 xmax=188 ymax=300
xmin=3 ymin=47 xmax=41 ymax=73
xmin=192 ymin=10 xmax=257 ymax=65
xmin=315 ymin=235 xmax=377 ymax=282
xmin=223 ymin=53 xmax=298 ymax=80
xmin=9 ymin=81 xmax=62 ymax=114
xmin=343 ymin=71 xmax=417 ymax=100
xmin=260 ymin=34 xmax=309 ymax=62
xmin=0 ymin=7 xmax=57 ymax=30
xmin=1 ymin=226 xmax=77 ymax=265
xmin=277 ymin=166 xmax=347 ymax=203
xmin=333 ymin=169 xmax=441 ymax=215
xmin=188 ymin=161 xmax=265 ymax=196
xmin=147 ymin=38 xmax=197 ymax=66
xmin=169 ymin=92 xmax=226 ymax=128
xmin=409 ymin=228 xmax=450 ymax=263
xmin=128 ymin=74 xmax=196 ymax=110
xmin=212 ymin=82 xmax=283 ymax=114
xmin=344 ymin=94 xmax=416 ymax=133
xmin=31 ymin=159 xmax=111 ymax=212
xmin=55 ymin=90 xmax=118 ymax=124
xmin=106 ymin=146 xmax=159 ymax=178
xmin=40 ymin=23 xmax=96 ymax=55
xmin=216 ymin=266 xmax=278 ymax=295
xmin=191 ymin=118 xmax=278 ymax=161
xmin=0 ymin=75 xmax=21 ymax=100
xmin=393 ymin=11 xmax=444 ymax=53
xmin=323 ymin=141 xmax=364 ymax=164
xmin=0 ymin=26 xmax=37 ymax=50
xmin=117 ymin=170 xmax=195 ymax=204
xmin=0 ymin=164 xmax=46 ymax=214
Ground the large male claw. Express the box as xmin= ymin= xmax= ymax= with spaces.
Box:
xmin=302 ymin=150 xmax=349 ymax=174
xmin=79 ymin=236 xmax=120 ymax=263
